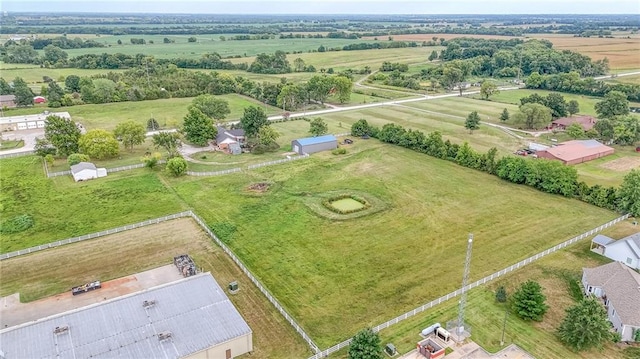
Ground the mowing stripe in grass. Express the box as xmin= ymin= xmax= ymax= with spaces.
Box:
xmin=308 ymin=214 xmax=629 ymax=359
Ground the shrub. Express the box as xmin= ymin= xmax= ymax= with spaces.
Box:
xmin=165 ymin=157 xmax=188 ymax=176
xmin=495 ymin=285 xmax=507 ymax=303
xmin=67 ymin=153 xmax=90 ymax=166
xmin=612 ymin=332 xmax=622 ymax=343
xmin=142 ymin=152 xmax=162 ymax=169
xmin=0 ymin=214 xmax=34 ymax=234
xmin=332 ymin=147 xmax=347 ymax=155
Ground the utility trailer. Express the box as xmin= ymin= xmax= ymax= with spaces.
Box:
xmin=71 ymin=281 xmax=102 ymax=295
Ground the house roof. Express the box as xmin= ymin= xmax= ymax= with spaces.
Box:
xmin=0 ymin=111 xmax=71 ymax=125
xmin=0 ymin=94 xmax=16 ymax=102
xmin=540 ymin=140 xmax=614 ymax=163
xmin=70 ymin=162 xmax=97 ymax=174
xmin=552 ymin=116 xmax=597 ymax=131
xmin=216 ymin=126 xmax=245 ymax=144
xmin=0 ymin=273 xmax=252 ymax=359
xmin=607 ymin=232 xmax=640 ymax=259
xmin=295 ymin=134 xmax=338 ymax=146
xmin=583 ymin=261 xmax=640 ymax=326
xmin=592 ymin=234 xmax=614 ymax=246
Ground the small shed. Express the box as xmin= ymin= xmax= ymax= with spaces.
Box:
xmin=291 ymin=134 xmax=338 ymax=155
xmin=70 ymin=162 xmax=107 ymax=182
xmin=229 ymin=142 xmax=242 ymax=155
xmin=33 ymin=96 xmax=47 ymax=104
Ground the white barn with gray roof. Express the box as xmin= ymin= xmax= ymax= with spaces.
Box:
xmin=582 ymin=261 xmax=640 ymax=341
xmin=0 ymin=273 xmax=253 ymax=358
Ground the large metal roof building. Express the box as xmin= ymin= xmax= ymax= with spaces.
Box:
xmin=0 ymin=273 xmax=253 ymax=359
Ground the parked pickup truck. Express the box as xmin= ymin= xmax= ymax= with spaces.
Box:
xmin=71 ymin=281 xmax=102 ymax=295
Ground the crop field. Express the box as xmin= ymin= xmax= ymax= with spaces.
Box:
xmin=51 ymin=36 xmax=383 ymax=59
xmin=2 ymin=94 xmax=280 ymax=131
xmin=0 ymin=156 xmax=186 ymax=253
xmin=0 ymin=63 xmax=125 ymax=85
xmin=371 ymin=219 xmax=638 ymax=359
xmin=529 ymin=34 xmax=640 ymax=70
xmin=0 ymin=218 xmax=310 ymax=358
xmin=170 ymin=139 xmax=617 ymax=347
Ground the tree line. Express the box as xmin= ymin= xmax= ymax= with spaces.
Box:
xmin=525 ymin=71 xmax=640 ymax=102
xmin=351 ymin=119 xmax=640 ymax=216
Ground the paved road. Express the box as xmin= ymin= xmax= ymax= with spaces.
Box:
xmin=594 ymin=71 xmax=640 ymax=80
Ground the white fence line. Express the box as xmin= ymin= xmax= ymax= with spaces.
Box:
xmin=186 ymin=167 xmax=243 ymax=176
xmin=307 ymin=214 xmax=630 ymax=359
xmin=0 ymin=211 xmax=193 ymax=260
xmin=0 ymin=150 xmax=35 ymax=159
xmin=247 ymin=154 xmax=309 ymax=170
xmin=187 ymin=211 xmax=320 ymax=354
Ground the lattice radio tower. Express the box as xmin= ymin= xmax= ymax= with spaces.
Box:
xmin=457 ymin=233 xmax=473 ymax=337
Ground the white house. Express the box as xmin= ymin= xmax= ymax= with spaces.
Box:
xmin=582 ymin=261 xmax=640 ymax=341
xmin=591 ymin=232 xmax=640 ymax=270
xmin=70 ymin=162 xmax=107 ymax=182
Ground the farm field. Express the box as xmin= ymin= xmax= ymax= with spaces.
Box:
xmin=0 ymin=218 xmax=311 ymax=358
xmin=1 ymin=94 xmax=280 ymax=131
xmin=370 ymin=219 xmax=640 ymax=359
xmin=0 ymin=156 xmax=186 ymax=253
xmin=317 ymin=104 xmax=523 ymax=154
xmin=170 ymin=139 xmax=618 ymax=347
xmin=50 ymin=36 xmax=383 ymax=59
xmin=529 ymin=34 xmax=640 ymax=70
xmin=0 ymin=63 xmax=125 ymax=85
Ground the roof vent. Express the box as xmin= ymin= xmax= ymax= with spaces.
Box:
xmin=142 ymin=300 xmax=156 ymax=308
xmin=53 ymin=326 xmax=69 ymax=335
xmin=158 ymin=331 xmax=173 ymax=341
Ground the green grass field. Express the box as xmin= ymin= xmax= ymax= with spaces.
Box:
xmin=1 ymin=94 xmax=280 ymax=131
xmin=0 ymin=156 xmax=187 ymax=253
xmin=328 ymin=198 xmax=365 ymax=211
xmin=169 ymin=139 xmax=617 ymax=347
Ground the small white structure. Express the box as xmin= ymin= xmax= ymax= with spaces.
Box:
xmin=0 ymin=111 xmax=71 ymax=132
xmin=582 ymin=262 xmax=640 ymax=341
xmin=70 ymin=162 xmax=107 ymax=182
xmin=590 ymin=232 xmax=640 ymax=270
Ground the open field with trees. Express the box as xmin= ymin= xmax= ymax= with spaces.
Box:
xmin=169 ymin=139 xmax=618 ymax=347
xmin=0 ymin=218 xmax=311 ymax=358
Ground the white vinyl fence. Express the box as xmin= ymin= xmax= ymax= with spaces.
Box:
xmin=0 ymin=150 xmax=36 ymax=159
xmin=247 ymin=154 xmax=309 ymax=170
xmin=307 ymin=214 xmax=630 ymax=359
xmin=186 ymin=168 xmax=242 ymax=177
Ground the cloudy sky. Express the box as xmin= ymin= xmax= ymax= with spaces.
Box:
xmin=2 ymin=0 xmax=639 ymax=14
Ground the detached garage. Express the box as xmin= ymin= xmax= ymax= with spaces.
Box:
xmin=291 ymin=134 xmax=338 ymax=155
xmin=71 ymin=162 xmax=107 ymax=182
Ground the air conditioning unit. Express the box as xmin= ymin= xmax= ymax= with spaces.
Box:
xmin=229 ymin=281 xmax=239 ymax=292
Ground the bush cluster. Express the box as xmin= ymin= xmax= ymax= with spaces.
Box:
xmin=332 ymin=147 xmax=347 ymax=155
xmin=323 ymin=194 xmax=370 ymax=214
xmin=0 ymin=214 xmax=35 ymax=234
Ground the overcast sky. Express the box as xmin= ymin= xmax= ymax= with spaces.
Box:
xmin=2 ymin=0 xmax=639 ymax=15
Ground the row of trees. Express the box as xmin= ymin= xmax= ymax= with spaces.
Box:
xmin=352 ymin=119 xmax=640 ymax=216
xmin=525 ymin=71 xmax=640 ymax=102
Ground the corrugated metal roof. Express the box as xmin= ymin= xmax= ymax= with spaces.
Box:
xmin=295 ymin=134 xmax=337 ymax=146
xmin=70 ymin=162 xmax=97 ymax=174
xmin=0 ymin=273 xmax=251 ymax=359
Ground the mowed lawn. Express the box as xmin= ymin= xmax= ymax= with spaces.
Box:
xmin=1 ymin=94 xmax=280 ymax=131
xmin=373 ymin=220 xmax=640 ymax=359
xmin=170 ymin=139 xmax=618 ymax=347
xmin=0 ymin=218 xmax=311 ymax=358
xmin=0 ymin=156 xmax=186 ymax=253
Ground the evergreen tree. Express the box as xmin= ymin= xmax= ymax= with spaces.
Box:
xmin=500 ymin=108 xmax=510 ymax=122
xmin=495 ymin=286 xmax=507 ymax=303
xmin=511 ymin=280 xmax=548 ymax=321
xmin=465 ymin=111 xmax=481 ymax=133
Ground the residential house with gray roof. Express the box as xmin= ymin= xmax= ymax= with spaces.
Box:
xmin=591 ymin=232 xmax=640 ymax=270
xmin=582 ymin=261 xmax=640 ymax=341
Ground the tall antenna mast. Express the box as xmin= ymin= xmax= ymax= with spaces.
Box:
xmin=457 ymin=233 xmax=473 ymax=339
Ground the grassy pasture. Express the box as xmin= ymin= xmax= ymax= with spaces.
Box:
xmin=0 ymin=156 xmax=186 ymax=253
xmin=0 ymin=218 xmax=311 ymax=358
xmin=170 ymin=139 xmax=617 ymax=347
xmin=1 ymin=94 xmax=280 ymax=131
xmin=605 ymin=73 xmax=640 ymax=85
xmin=0 ymin=63 xmax=124 ymax=85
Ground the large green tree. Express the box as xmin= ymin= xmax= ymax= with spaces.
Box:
xmin=47 ymin=81 xmax=65 ymax=108
xmin=465 ymin=111 xmax=481 ymax=134
xmin=511 ymin=280 xmax=548 ymax=321
xmin=595 ymin=90 xmax=629 ymax=119
xmin=351 ymin=119 xmax=374 ymax=137
xmin=12 ymin=77 xmax=34 ymax=107
xmin=567 ymin=100 xmax=580 ymax=116
xmin=480 ymin=81 xmax=499 ymax=100
xmin=182 ymin=107 xmax=217 ymax=146
xmin=64 ymin=75 xmax=81 ymax=93
xmin=114 ymin=121 xmax=146 ymax=151
xmin=257 ymin=125 xmax=280 ymax=146
xmin=333 ymin=75 xmax=353 ymax=104
xmin=594 ymin=119 xmax=615 ymax=142
xmin=189 ymin=95 xmax=231 ymax=122
xmin=152 ymin=131 xmax=182 ymax=157
xmin=79 ymin=129 xmax=120 ymax=159
xmin=43 ymin=45 xmax=68 ymax=64
xmin=348 ymin=328 xmax=383 ymax=359
xmin=307 ymin=75 xmax=334 ymax=104
xmin=513 ymin=103 xmax=552 ymax=129
xmin=44 ymin=115 xmax=81 ymax=156
xmin=612 ymin=115 xmax=640 ymax=146
xmin=566 ymin=122 xmax=585 ymax=139
xmin=618 ymin=169 xmax=640 ymax=217
xmin=558 ymin=298 xmax=612 ymax=351
xmin=240 ymin=106 xmax=268 ymax=138
xmin=309 ymin=117 xmax=329 ymax=136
